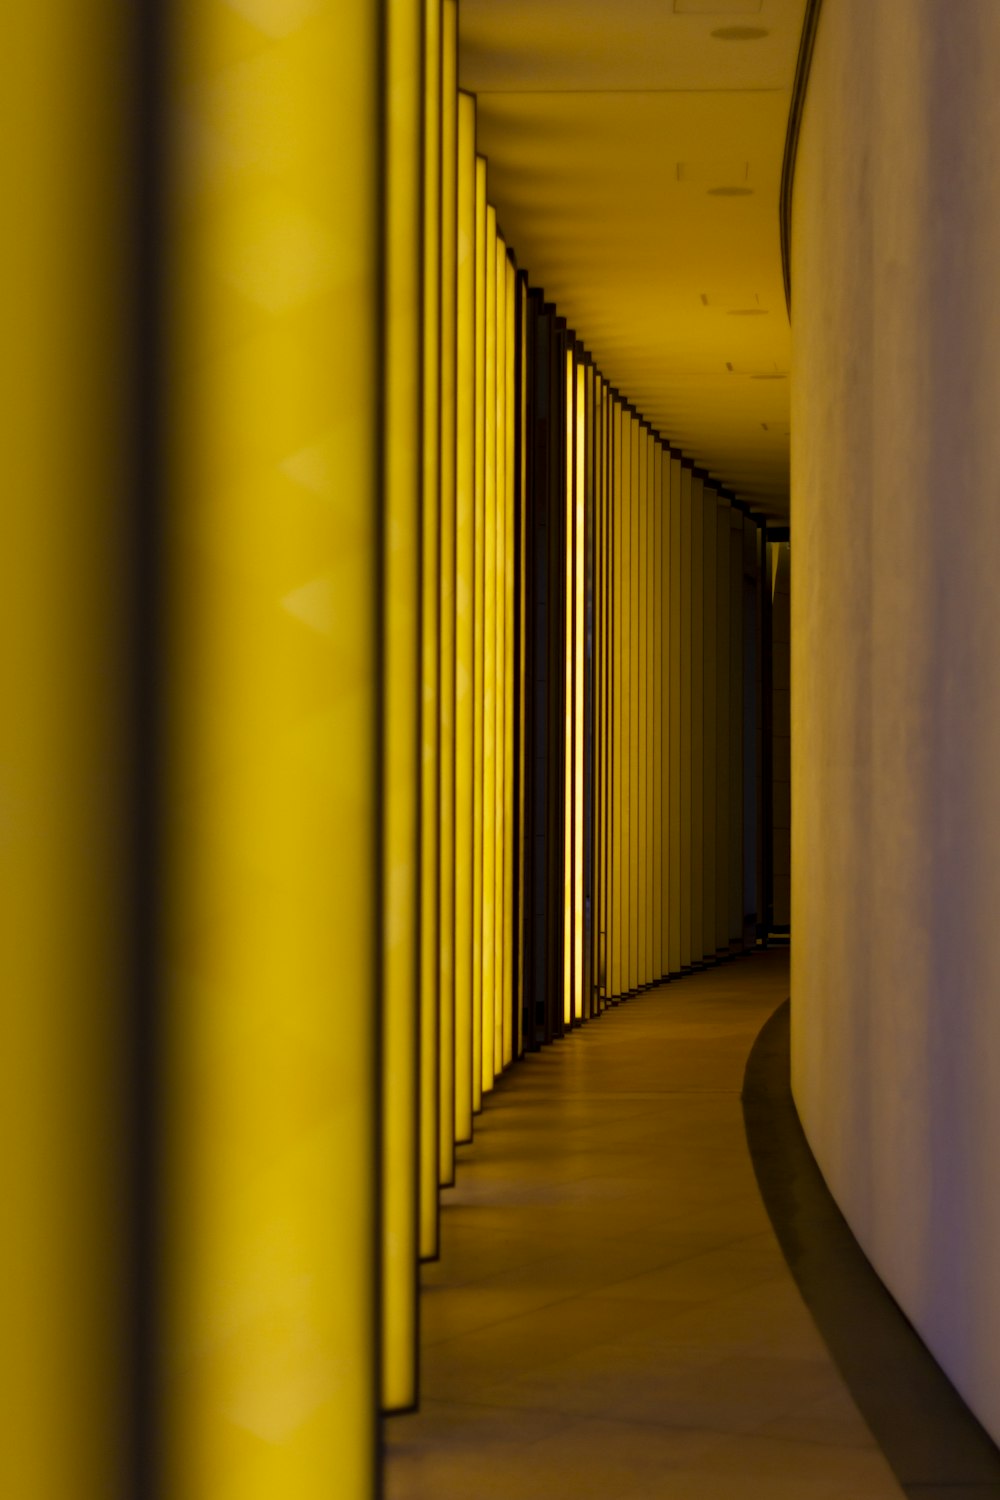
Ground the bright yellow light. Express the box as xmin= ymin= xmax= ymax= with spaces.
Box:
xmin=564 ymin=345 xmax=574 ymax=1028
xmin=162 ymin=1 xmax=380 ymax=1492
xmin=574 ymin=361 xmax=586 ymax=1022
xmin=481 ymin=204 xmax=497 ymax=1093
xmin=516 ymin=276 xmax=528 ymax=1058
xmin=454 ymin=89 xmax=476 ymax=1147
xmin=472 ymin=156 xmax=487 ymax=1113
xmin=381 ymin=0 xmax=423 ymax=1415
xmin=494 ymin=236 xmax=507 ymax=1071
xmin=438 ymin=0 xmax=457 ymax=1187
xmin=503 ymin=254 xmax=517 ymax=1067
xmin=419 ymin=0 xmax=442 ymax=1260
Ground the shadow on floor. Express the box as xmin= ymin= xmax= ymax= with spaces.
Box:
xmin=742 ymin=1000 xmax=1000 ymax=1500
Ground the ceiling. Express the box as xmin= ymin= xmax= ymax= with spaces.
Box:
xmin=459 ymin=0 xmax=806 ymax=517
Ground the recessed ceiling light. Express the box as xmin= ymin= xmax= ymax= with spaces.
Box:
xmin=709 ymin=186 xmax=754 ymax=197
xmin=711 ymin=26 xmax=769 ymax=40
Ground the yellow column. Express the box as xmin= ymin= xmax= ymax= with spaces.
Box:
xmin=419 ymin=0 xmax=442 ymax=1260
xmin=574 ymin=361 xmax=587 ymax=1022
xmin=715 ymin=498 xmax=731 ymax=956
xmin=679 ymin=466 xmax=693 ymax=969
xmin=494 ymin=235 xmax=508 ymax=1060
xmin=454 ymin=91 xmax=476 ymax=1146
xmin=629 ymin=416 xmax=641 ymax=990
xmin=668 ymin=458 xmax=683 ymax=976
xmin=563 ymin=345 xmax=574 ymax=1028
xmin=652 ymin=443 xmax=664 ymax=980
xmin=703 ymin=483 xmax=718 ymax=960
xmin=611 ymin=400 xmax=625 ymax=999
xmin=472 ymin=156 xmax=487 ymax=1112
xmin=690 ymin=477 xmax=704 ymax=962
xmin=481 ymin=204 xmax=497 ymax=1092
xmin=2 ymin=6 xmax=135 ymax=1494
xmin=162 ymin=0 xmax=381 ymax=1492
xmin=516 ymin=276 xmax=529 ymax=1056
xmin=503 ymin=255 xmax=518 ymax=1062
xmin=382 ymin=0 xmax=423 ymax=1414
xmin=636 ymin=425 xmax=648 ymax=987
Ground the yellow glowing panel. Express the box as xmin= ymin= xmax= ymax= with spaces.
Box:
xmin=3 ymin=5 xmax=132 ymax=1493
xmin=454 ymin=91 xmax=476 ymax=1147
xmin=472 ymin=155 xmax=487 ymax=1114
xmin=516 ymin=275 xmax=528 ymax=1058
xmin=638 ymin=423 xmax=644 ymax=990
xmin=657 ymin=446 xmax=669 ymax=979
xmin=669 ymin=458 xmax=683 ymax=976
xmin=597 ymin=379 xmax=609 ymax=1007
xmin=651 ymin=439 xmax=662 ymax=981
xmin=438 ymin=0 xmax=457 ymax=1187
xmin=611 ymin=400 xmax=626 ymax=999
xmin=647 ymin=430 xmax=657 ymax=984
xmin=691 ymin=476 xmax=704 ymax=964
xmin=481 ymin=204 xmax=497 ymax=1093
xmin=629 ymin=416 xmax=640 ymax=991
xmin=574 ymin=362 xmax=586 ymax=1022
xmin=503 ymin=254 xmax=516 ymax=1066
xmin=715 ymin=496 xmax=731 ymax=956
xmin=730 ymin=518 xmax=746 ymax=946
xmin=679 ymin=465 xmax=693 ymax=969
xmin=564 ymin=345 xmax=574 ymax=1028
xmin=419 ymin=0 xmax=442 ymax=1259
xmin=494 ymin=235 xmax=507 ymax=1070
xmin=381 ymin=0 xmax=422 ymax=1414
xmin=703 ymin=481 xmax=717 ymax=962
xmin=163 ymin=1 xmax=379 ymax=1492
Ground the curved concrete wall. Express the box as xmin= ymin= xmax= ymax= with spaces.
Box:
xmin=791 ymin=0 xmax=1000 ymax=1446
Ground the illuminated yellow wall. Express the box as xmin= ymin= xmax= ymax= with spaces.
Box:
xmin=162 ymin=1 xmax=381 ymax=1493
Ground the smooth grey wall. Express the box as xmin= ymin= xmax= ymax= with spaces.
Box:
xmin=791 ymin=0 xmax=1000 ymax=1446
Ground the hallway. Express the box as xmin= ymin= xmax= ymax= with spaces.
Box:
xmin=385 ymin=952 xmax=902 ymax=1499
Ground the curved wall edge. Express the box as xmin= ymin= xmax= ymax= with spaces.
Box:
xmin=790 ymin=0 xmax=1000 ymax=1450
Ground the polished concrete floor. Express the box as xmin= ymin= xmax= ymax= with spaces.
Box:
xmin=384 ymin=951 xmax=904 ymax=1499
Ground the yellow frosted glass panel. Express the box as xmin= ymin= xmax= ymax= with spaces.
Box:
xmin=574 ymin=361 xmax=586 ymax=1022
xmin=2 ymin=6 xmax=132 ymax=1494
xmin=516 ymin=276 xmax=528 ymax=1058
xmin=668 ymin=458 xmax=683 ymax=976
xmin=563 ymin=345 xmax=574 ymax=1028
xmin=438 ymin=0 xmax=457 ymax=1187
xmin=419 ymin=0 xmax=442 ymax=1260
xmin=691 ymin=477 xmax=705 ymax=964
xmin=503 ymin=255 xmax=517 ymax=1065
xmin=481 ymin=204 xmax=497 ymax=1093
xmin=382 ymin=0 xmax=422 ymax=1414
xmin=494 ymin=235 xmax=507 ymax=1066
xmin=454 ymin=90 xmax=476 ymax=1146
xmin=680 ymin=466 xmax=692 ymax=969
xmin=703 ymin=483 xmax=717 ymax=961
xmin=472 ymin=156 xmax=487 ymax=1112
xmin=163 ymin=2 xmax=379 ymax=1494
xmin=629 ymin=417 xmax=640 ymax=991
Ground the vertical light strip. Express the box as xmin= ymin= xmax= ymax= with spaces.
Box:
xmin=437 ymin=0 xmax=457 ymax=1187
xmin=163 ymin=0 xmax=380 ymax=1490
xmin=660 ymin=448 xmax=671 ymax=978
xmin=516 ymin=275 xmax=529 ymax=1058
xmin=690 ymin=477 xmax=705 ymax=964
xmin=652 ymin=443 xmax=663 ymax=979
xmin=715 ymin=498 xmax=731 ymax=956
xmin=620 ymin=408 xmax=632 ymax=994
xmin=668 ymin=458 xmax=683 ymax=976
xmin=382 ymin=0 xmax=423 ymax=1414
xmin=494 ymin=235 xmax=507 ymax=1068
xmin=472 ymin=157 xmax=487 ymax=1114
xmin=645 ymin=432 xmax=655 ymax=983
xmin=629 ymin=416 xmax=640 ymax=991
xmin=574 ymin=361 xmax=586 ymax=1022
xmin=3 ymin=6 xmax=133 ymax=1492
xmin=419 ymin=0 xmax=442 ymax=1257
xmin=503 ymin=254 xmax=517 ymax=1066
xmin=563 ymin=344 xmax=575 ymax=1028
xmin=636 ymin=426 xmax=647 ymax=988
xmin=730 ymin=517 xmax=746 ymax=947
xmin=611 ymin=400 xmax=624 ymax=999
xmin=593 ymin=378 xmax=605 ymax=1006
xmin=453 ymin=90 xmax=476 ymax=1146
xmin=481 ymin=203 xmax=497 ymax=1093
xmin=679 ymin=466 xmax=692 ymax=969
xmin=703 ymin=483 xmax=717 ymax=961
